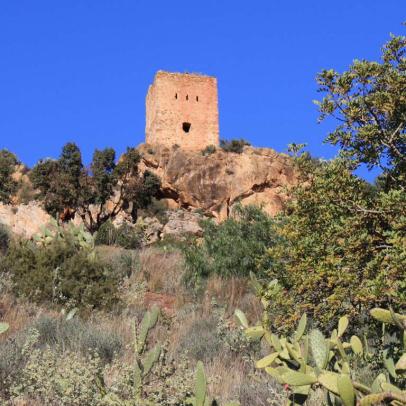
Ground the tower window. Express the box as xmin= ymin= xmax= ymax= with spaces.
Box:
xmin=186 ymin=95 xmax=189 ymax=101
xmin=196 ymin=96 xmax=199 ymax=101
xmin=182 ymin=122 xmax=191 ymax=133
xmin=175 ymin=93 xmax=177 ymax=99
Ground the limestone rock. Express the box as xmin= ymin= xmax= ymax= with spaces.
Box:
xmin=0 ymin=202 xmax=53 ymax=238
xmin=161 ymin=210 xmax=203 ymax=239
xmin=138 ymin=143 xmax=296 ymax=220
xmin=138 ymin=216 xmax=164 ymax=245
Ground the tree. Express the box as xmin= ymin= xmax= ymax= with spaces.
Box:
xmin=0 ymin=149 xmax=19 ymax=204
xmin=315 ymin=33 xmax=406 ymax=187
xmin=265 ymin=156 xmax=405 ymax=332
xmin=30 ymin=144 xmax=161 ymax=233
xmin=263 ymin=31 xmax=406 ymax=332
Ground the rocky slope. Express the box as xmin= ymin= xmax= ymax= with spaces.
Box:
xmin=139 ymin=143 xmax=296 ymax=220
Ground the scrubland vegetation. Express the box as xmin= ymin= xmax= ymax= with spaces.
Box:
xmin=0 ymin=32 xmax=405 ymax=405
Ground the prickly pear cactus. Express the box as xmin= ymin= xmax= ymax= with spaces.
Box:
xmin=235 ymin=304 xmax=406 ymax=406
xmin=0 ymin=322 xmax=9 ymax=335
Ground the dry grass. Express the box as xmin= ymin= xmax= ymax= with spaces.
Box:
xmin=0 ymin=294 xmax=56 ymax=341
xmin=139 ymin=247 xmax=185 ymax=294
xmin=204 ymin=275 xmax=262 ymax=321
xmin=0 ymin=245 xmax=283 ymax=405
xmin=206 ymin=356 xmax=247 ymax=402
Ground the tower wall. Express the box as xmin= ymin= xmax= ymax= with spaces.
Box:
xmin=145 ymin=71 xmax=219 ymax=150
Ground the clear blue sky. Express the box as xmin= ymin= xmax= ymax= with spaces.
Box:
xmin=0 ymin=1 xmax=404 ymax=180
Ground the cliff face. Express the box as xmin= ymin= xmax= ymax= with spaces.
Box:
xmin=138 ymin=144 xmax=296 ymax=220
xmin=0 ymin=145 xmax=296 ymax=238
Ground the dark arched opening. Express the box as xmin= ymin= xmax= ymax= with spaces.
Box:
xmin=182 ymin=122 xmax=191 ymax=133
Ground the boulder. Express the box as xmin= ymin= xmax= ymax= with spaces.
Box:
xmin=138 ymin=216 xmax=164 ymax=244
xmin=161 ymin=210 xmax=203 ymax=239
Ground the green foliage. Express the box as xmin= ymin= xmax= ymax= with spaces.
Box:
xmin=263 ymin=32 xmax=406 ymax=333
xmin=264 ymin=153 xmax=405 ymax=331
xmin=0 ymin=223 xmax=10 ymax=255
xmin=201 ymin=145 xmax=217 ymax=156
xmin=3 ymin=225 xmax=120 ymax=309
xmin=95 ymin=220 xmax=143 ymax=249
xmin=236 ymin=306 xmax=406 ymax=405
xmin=183 ymin=205 xmax=276 ymax=285
xmin=219 ymin=139 xmax=251 ymax=154
xmin=0 ymin=149 xmax=19 ymax=203
xmin=315 ymin=33 xmax=405 ymax=186
xmin=30 ymin=143 xmax=161 ymax=233
xmin=0 ymin=322 xmax=9 ymax=335
xmin=12 ymin=333 xmax=105 ymax=405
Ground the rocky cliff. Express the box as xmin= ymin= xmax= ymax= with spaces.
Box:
xmin=139 ymin=143 xmax=296 ymax=220
xmin=0 ymin=145 xmax=296 ymax=238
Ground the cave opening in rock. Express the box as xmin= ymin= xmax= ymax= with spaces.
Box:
xmin=182 ymin=122 xmax=191 ymax=133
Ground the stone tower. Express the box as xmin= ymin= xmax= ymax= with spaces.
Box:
xmin=145 ymin=71 xmax=219 ymax=150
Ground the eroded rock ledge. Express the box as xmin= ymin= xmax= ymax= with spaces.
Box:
xmin=138 ymin=143 xmax=296 ymax=220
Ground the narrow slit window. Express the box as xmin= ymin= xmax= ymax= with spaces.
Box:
xmin=182 ymin=122 xmax=191 ymax=133
xmin=196 ymin=96 xmax=199 ymax=101
xmin=186 ymin=95 xmax=189 ymax=101
xmin=175 ymin=93 xmax=177 ymax=99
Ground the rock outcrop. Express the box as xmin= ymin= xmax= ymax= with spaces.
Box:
xmin=138 ymin=144 xmax=296 ymax=220
xmin=0 ymin=202 xmax=52 ymax=238
xmin=0 ymin=145 xmax=296 ymax=239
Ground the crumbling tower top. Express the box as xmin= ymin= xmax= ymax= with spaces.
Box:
xmin=145 ymin=71 xmax=219 ymax=150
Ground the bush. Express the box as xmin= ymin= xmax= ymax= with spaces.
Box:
xmin=0 ymin=327 xmax=28 ymax=399
xmin=0 ymin=149 xmax=19 ymax=203
xmin=33 ymin=315 xmax=122 ymax=363
xmin=201 ymin=144 xmax=217 ymax=156
xmin=220 ymin=139 xmax=250 ymax=154
xmin=137 ymin=197 xmax=169 ymax=224
xmin=3 ymin=230 xmax=120 ymax=309
xmin=13 ymin=345 xmax=104 ymax=405
xmin=0 ymin=223 xmax=10 ymax=255
xmin=95 ymin=220 xmax=143 ymax=249
xmin=183 ymin=205 xmax=276 ymax=285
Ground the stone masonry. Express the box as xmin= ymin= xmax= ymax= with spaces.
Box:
xmin=145 ymin=71 xmax=219 ymax=150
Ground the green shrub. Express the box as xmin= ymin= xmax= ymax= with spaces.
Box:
xmin=220 ymin=139 xmax=250 ymax=154
xmin=0 ymin=149 xmax=19 ymax=204
xmin=94 ymin=220 xmax=116 ymax=246
xmin=3 ymin=230 xmax=120 ymax=309
xmin=0 ymin=223 xmax=10 ymax=255
xmin=201 ymin=144 xmax=217 ymax=156
xmin=115 ymin=223 xmax=144 ymax=249
xmin=0 ymin=327 xmax=27 ymax=399
xmin=12 ymin=344 xmax=104 ymax=405
xmin=95 ymin=220 xmax=143 ymax=249
xmin=183 ymin=205 xmax=276 ymax=285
